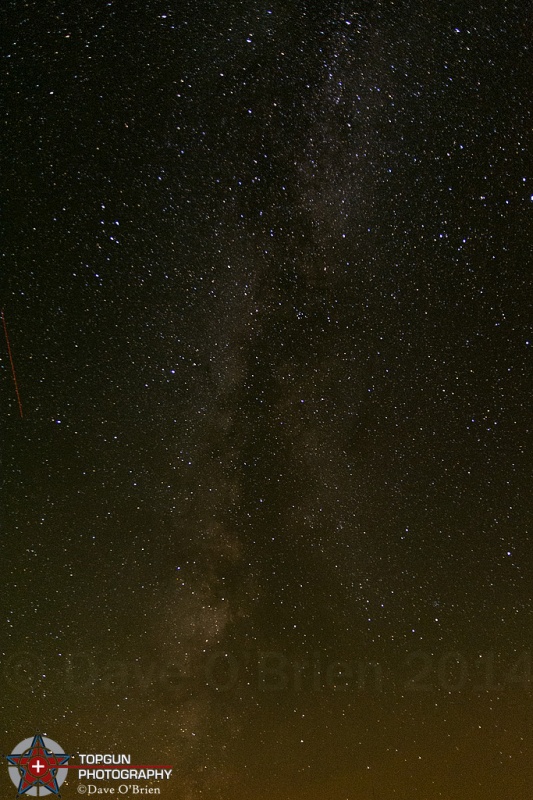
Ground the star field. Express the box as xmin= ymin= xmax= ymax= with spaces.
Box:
xmin=1 ymin=1 xmax=532 ymax=798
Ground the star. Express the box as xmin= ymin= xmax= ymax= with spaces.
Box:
xmin=6 ymin=734 xmax=71 ymax=797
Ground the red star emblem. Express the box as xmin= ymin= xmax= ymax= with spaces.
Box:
xmin=6 ymin=734 xmax=71 ymax=796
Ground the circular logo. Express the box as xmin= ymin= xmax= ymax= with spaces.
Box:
xmin=6 ymin=735 xmax=70 ymax=796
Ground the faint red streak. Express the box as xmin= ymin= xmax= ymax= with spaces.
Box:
xmin=1 ymin=308 xmax=23 ymax=418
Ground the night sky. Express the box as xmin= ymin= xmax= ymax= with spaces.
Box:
xmin=2 ymin=1 xmax=532 ymax=798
